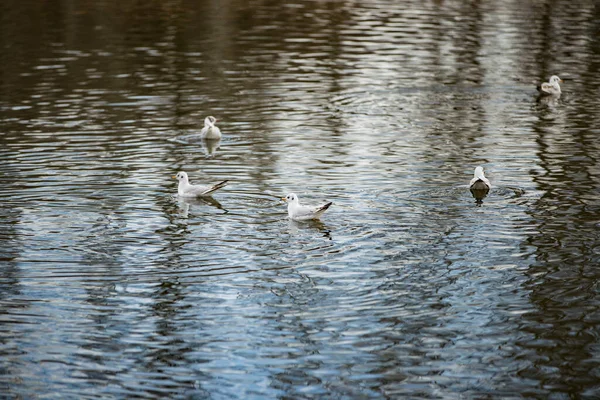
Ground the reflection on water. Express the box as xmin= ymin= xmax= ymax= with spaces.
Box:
xmin=169 ymin=136 xmax=222 ymax=158
xmin=201 ymin=138 xmax=222 ymax=157
xmin=287 ymin=218 xmax=333 ymax=241
xmin=537 ymin=93 xmax=561 ymax=108
xmin=1 ymin=0 xmax=600 ymax=398
xmin=469 ymin=187 xmax=489 ymax=205
xmin=176 ymin=195 xmax=227 ymax=218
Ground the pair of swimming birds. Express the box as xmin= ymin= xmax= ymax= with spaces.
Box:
xmin=173 ymin=171 xmax=331 ymax=221
xmin=174 ymin=166 xmax=490 ymax=221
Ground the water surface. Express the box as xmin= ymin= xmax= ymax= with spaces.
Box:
xmin=2 ymin=0 xmax=600 ymax=398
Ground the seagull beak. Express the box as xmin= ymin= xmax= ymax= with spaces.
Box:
xmin=172 ymin=175 xmax=177 ymax=179
xmin=281 ymin=197 xmax=287 ymax=202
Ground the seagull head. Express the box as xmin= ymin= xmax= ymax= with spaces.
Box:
xmin=283 ymin=193 xmax=299 ymax=204
xmin=549 ymin=75 xmax=563 ymax=85
xmin=204 ymin=116 xmax=218 ymax=127
xmin=174 ymin=171 xmax=188 ymax=182
xmin=474 ymin=166 xmax=486 ymax=180
xmin=470 ymin=166 xmax=491 ymax=189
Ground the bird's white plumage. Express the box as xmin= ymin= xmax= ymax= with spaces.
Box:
xmin=469 ymin=166 xmax=491 ymax=189
xmin=283 ymin=193 xmax=332 ymax=221
xmin=174 ymin=171 xmax=227 ymax=197
xmin=200 ymin=116 xmax=221 ymax=140
xmin=538 ymin=75 xmax=562 ymax=96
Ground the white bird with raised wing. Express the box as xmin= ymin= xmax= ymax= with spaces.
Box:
xmin=469 ymin=166 xmax=491 ymax=190
xmin=200 ymin=116 xmax=221 ymax=140
xmin=174 ymin=171 xmax=228 ymax=197
xmin=283 ymin=193 xmax=332 ymax=221
xmin=537 ymin=75 xmax=563 ymax=96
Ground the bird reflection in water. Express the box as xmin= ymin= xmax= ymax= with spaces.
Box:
xmin=287 ymin=219 xmax=332 ymax=240
xmin=201 ymin=138 xmax=221 ymax=157
xmin=470 ymin=187 xmax=489 ymax=205
xmin=177 ymin=196 xmax=226 ymax=218
xmin=537 ymin=94 xmax=560 ymax=108
xmin=168 ymin=136 xmax=221 ymax=158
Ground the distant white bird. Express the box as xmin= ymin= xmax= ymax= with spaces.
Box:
xmin=283 ymin=193 xmax=332 ymax=221
xmin=537 ymin=75 xmax=563 ymax=96
xmin=173 ymin=171 xmax=228 ymax=197
xmin=200 ymin=116 xmax=221 ymax=140
xmin=469 ymin=166 xmax=491 ymax=190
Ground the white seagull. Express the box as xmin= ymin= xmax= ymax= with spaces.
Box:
xmin=537 ymin=75 xmax=563 ymax=96
xmin=200 ymin=116 xmax=221 ymax=140
xmin=283 ymin=193 xmax=332 ymax=221
xmin=469 ymin=166 xmax=491 ymax=190
xmin=173 ymin=171 xmax=228 ymax=197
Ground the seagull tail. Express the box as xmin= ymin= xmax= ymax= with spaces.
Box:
xmin=202 ymin=180 xmax=229 ymax=196
xmin=314 ymin=201 xmax=333 ymax=218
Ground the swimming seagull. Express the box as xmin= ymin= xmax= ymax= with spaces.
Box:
xmin=537 ymin=75 xmax=563 ymax=96
xmin=200 ymin=116 xmax=221 ymax=140
xmin=173 ymin=171 xmax=228 ymax=197
xmin=283 ymin=193 xmax=332 ymax=221
xmin=469 ymin=166 xmax=491 ymax=190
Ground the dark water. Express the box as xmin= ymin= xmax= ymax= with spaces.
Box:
xmin=2 ymin=0 xmax=600 ymax=398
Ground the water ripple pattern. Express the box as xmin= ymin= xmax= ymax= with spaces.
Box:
xmin=1 ymin=0 xmax=600 ymax=398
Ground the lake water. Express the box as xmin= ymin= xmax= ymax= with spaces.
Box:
xmin=2 ymin=0 xmax=600 ymax=398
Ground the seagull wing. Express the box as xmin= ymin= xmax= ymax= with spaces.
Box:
xmin=202 ymin=180 xmax=228 ymax=195
xmin=292 ymin=202 xmax=332 ymax=220
xmin=184 ymin=180 xmax=228 ymax=197
xmin=539 ymin=82 xmax=554 ymax=95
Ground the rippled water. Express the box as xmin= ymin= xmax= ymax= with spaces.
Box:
xmin=2 ymin=0 xmax=600 ymax=398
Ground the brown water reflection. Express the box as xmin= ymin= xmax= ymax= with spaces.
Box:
xmin=2 ymin=0 xmax=600 ymax=398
